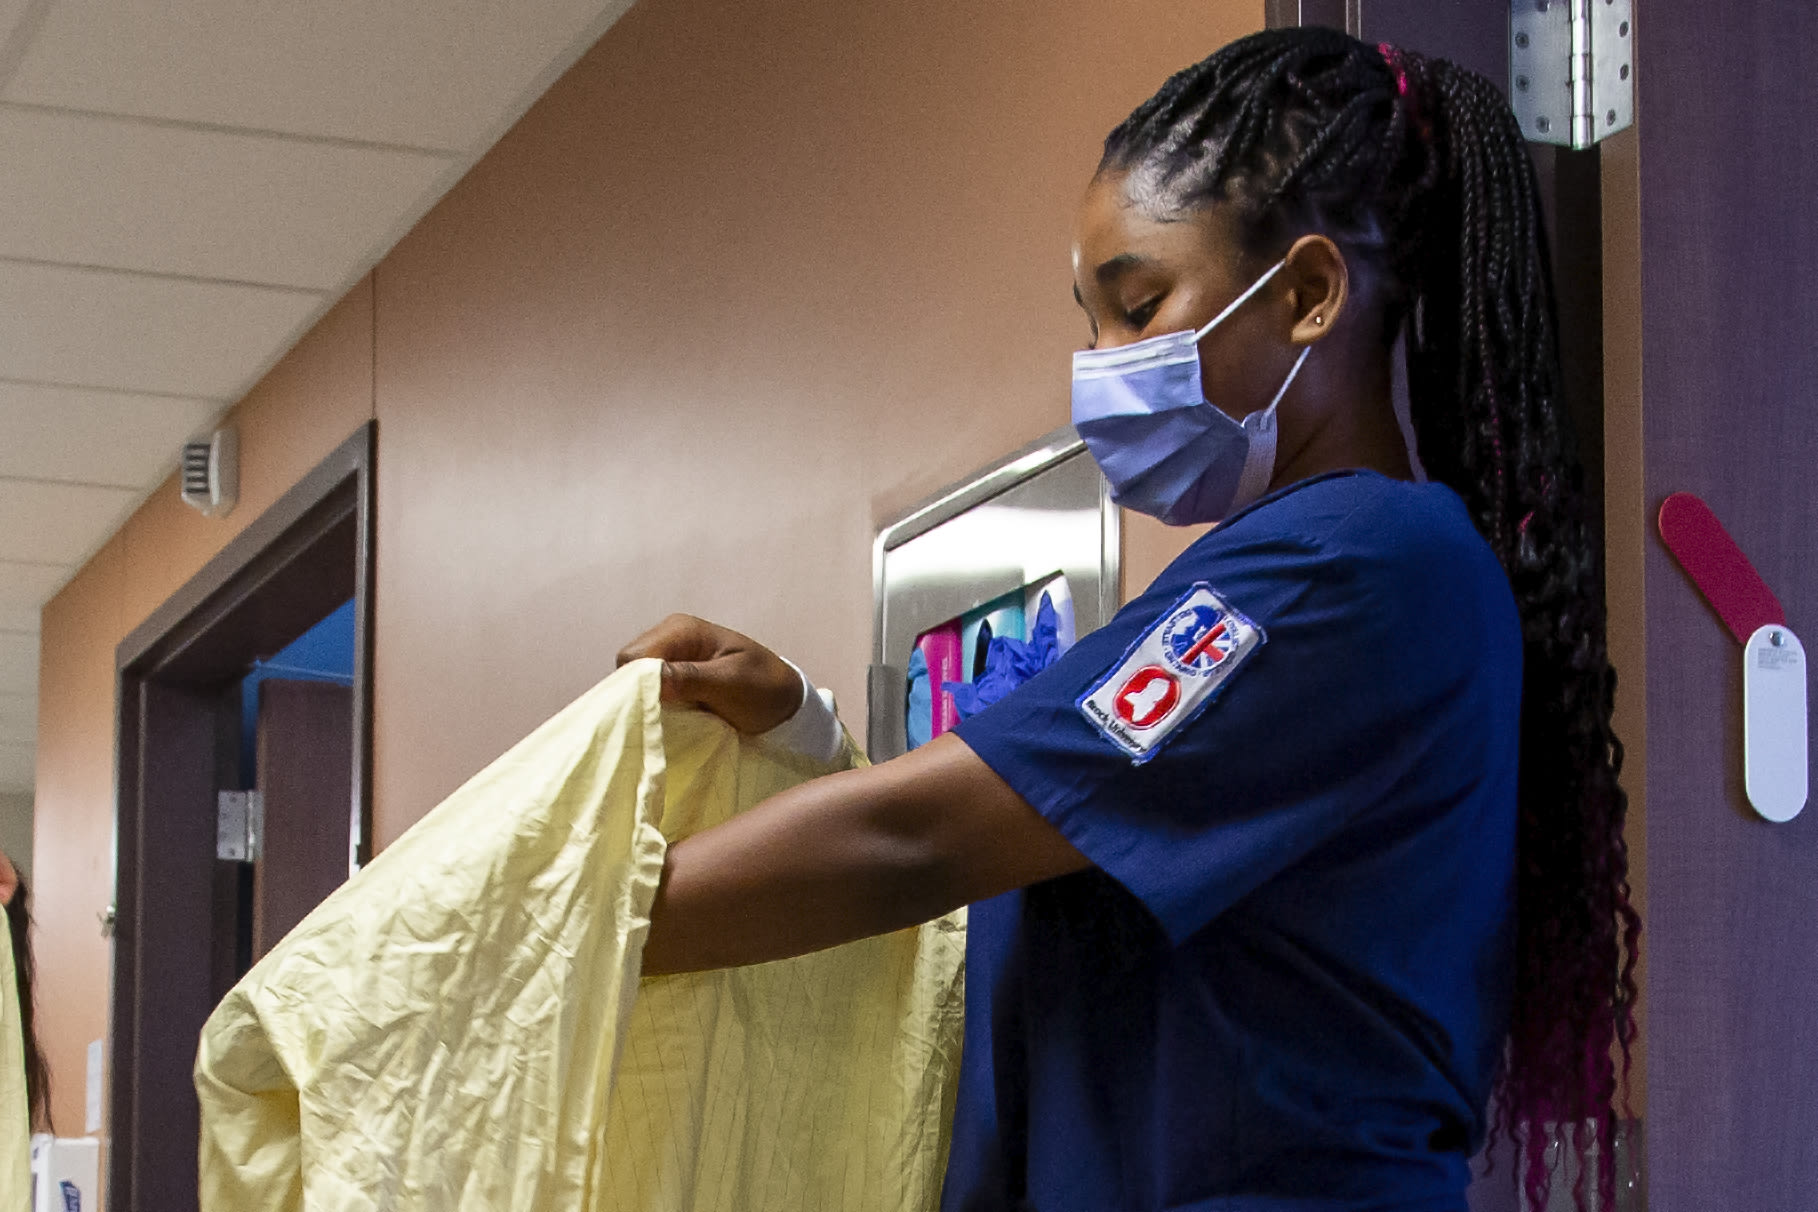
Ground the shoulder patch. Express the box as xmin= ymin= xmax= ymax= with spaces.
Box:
xmin=1077 ymin=582 xmax=1265 ymax=764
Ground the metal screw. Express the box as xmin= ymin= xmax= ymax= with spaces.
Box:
xmin=1773 ymin=631 xmax=1787 ymax=647
xmin=1515 ymin=31 xmax=1530 ymax=48
xmin=1620 ymin=20 xmax=1630 ymax=35
xmin=1517 ymin=74 xmax=1530 ymax=91
xmin=1608 ymin=109 xmax=1618 ymax=125
xmin=1620 ymin=63 xmax=1630 ymax=80
xmin=1537 ymin=116 xmax=1552 ymax=133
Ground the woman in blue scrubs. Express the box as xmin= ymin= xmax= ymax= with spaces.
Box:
xmin=621 ymin=28 xmax=1637 ymax=1212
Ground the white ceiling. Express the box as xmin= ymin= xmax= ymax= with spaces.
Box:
xmin=0 ymin=0 xmax=640 ymax=794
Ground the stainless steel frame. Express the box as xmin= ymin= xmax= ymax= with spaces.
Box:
xmin=867 ymin=427 xmax=1120 ymax=760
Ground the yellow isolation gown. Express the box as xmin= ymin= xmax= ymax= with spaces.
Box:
xmin=195 ymin=659 xmax=966 ymax=1212
xmin=0 ymin=915 xmax=29 ymax=1210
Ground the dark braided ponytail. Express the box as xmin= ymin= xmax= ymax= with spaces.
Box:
xmin=9 ymin=877 xmax=51 ymax=1132
xmin=1100 ymin=28 xmax=1639 ymax=1211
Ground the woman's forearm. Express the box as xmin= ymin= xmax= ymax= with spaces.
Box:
xmin=640 ymin=761 xmax=957 ymax=974
xmin=638 ymin=734 xmax=1088 ymax=975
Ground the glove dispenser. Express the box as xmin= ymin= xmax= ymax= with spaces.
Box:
xmin=868 ymin=428 xmax=1119 ymax=761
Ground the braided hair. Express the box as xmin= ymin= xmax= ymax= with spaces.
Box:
xmin=9 ymin=877 xmax=51 ymax=1131
xmin=1099 ymin=28 xmax=1638 ymax=1210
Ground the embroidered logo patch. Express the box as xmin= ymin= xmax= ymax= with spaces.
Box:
xmin=1078 ymin=583 xmax=1264 ymax=762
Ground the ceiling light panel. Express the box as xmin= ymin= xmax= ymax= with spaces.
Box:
xmin=0 ymin=479 xmax=138 ymax=566
xmin=0 ymin=745 xmax=32 ymax=795
xmin=0 ymin=381 xmax=218 ymax=488
xmin=0 ymin=261 xmax=322 ymax=398
xmin=0 ymin=607 xmax=40 ymax=634
xmin=5 ymin=0 xmax=637 ymax=151
xmin=0 ymin=108 xmax=453 ymax=288
xmin=0 ymin=695 xmax=33 ymax=747
xmin=0 ymin=0 xmax=34 ymax=54
xmin=0 ymin=561 xmax=67 ymax=621
xmin=0 ymin=632 xmax=39 ymax=695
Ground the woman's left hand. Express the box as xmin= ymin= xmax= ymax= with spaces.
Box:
xmin=616 ymin=614 xmax=805 ymax=734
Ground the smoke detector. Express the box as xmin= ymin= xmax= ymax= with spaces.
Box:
xmin=181 ymin=428 xmax=239 ymax=518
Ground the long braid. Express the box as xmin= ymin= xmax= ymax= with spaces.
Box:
xmin=1102 ymin=29 xmax=1640 ymax=1210
xmin=9 ymin=878 xmax=51 ymax=1131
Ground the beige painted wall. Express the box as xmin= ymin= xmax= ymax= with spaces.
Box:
xmin=366 ymin=0 xmax=1249 ymax=838
xmin=33 ymin=0 xmax=1258 ymax=1137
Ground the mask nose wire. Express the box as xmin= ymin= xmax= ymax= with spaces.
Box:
xmin=1193 ymin=259 xmax=1288 ymax=341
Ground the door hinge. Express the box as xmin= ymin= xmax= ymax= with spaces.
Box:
xmin=1264 ymin=0 xmax=1360 ymax=36
xmin=1511 ymin=0 xmax=1634 ymax=149
xmin=217 ymin=789 xmax=264 ymax=862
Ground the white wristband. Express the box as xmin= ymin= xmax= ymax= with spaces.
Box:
xmin=756 ymin=658 xmax=845 ymax=765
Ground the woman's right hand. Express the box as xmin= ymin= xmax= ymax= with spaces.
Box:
xmin=616 ymin=614 xmax=805 ymax=734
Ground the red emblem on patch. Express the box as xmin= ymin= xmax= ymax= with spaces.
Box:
xmin=1114 ymin=666 xmax=1180 ymax=729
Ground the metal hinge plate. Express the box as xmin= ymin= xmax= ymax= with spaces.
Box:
xmin=217 ymin=789 xmax=264 ymax=862
xmin=1511 ymin=0 xmax=1634 ymax=149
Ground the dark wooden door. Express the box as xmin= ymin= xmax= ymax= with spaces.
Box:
xmin=1636 ymin=4 xmax=1818 ymax=1209
xmin=111 ymin=423 xmax=376 ymax=1212
xmin=253 ymin=678 xmax=354 ymax=958
xmin=122 ymin=680 xmax=221 ymax=1212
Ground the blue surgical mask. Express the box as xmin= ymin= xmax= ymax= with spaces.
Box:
xmin=1071 ymin=260 xmax=1311 ymax=525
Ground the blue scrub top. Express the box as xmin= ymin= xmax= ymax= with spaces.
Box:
xmin=943 ymin=471 xmax=1521 ymax=1212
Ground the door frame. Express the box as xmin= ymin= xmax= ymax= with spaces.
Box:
xmin=108 ymin=421 xmax=376 ymax=1212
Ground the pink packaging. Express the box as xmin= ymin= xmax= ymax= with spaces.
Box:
xmin=915 ymin=622 xmax=965 ymax=738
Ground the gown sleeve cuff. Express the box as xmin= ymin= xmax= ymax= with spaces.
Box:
xmin=755 ymin=658 xmax=846 ymax=766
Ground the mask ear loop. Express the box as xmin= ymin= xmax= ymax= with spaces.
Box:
xmin=1263 ymin=343 xmax=1312 ymax=418
xmin=1390 ymin=320 xmax=1429 ymax=482
xmin=1230 ymin=343 xmax=1314 ymax=508
xmin=1193 ymin=260 xmax=1288 ymax=340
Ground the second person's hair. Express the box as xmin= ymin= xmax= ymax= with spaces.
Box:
xmin=9 ymin=878 xmax=51 ymax=1132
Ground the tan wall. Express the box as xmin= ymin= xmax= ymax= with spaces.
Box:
xmin=366 ymin=0 xmax=1254 ymax=835
xmin=33 ymin=0 xmax=1258 ymax=1134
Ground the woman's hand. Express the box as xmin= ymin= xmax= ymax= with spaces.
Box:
xmin=617 ymin=614 xmax=805 ymax=734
